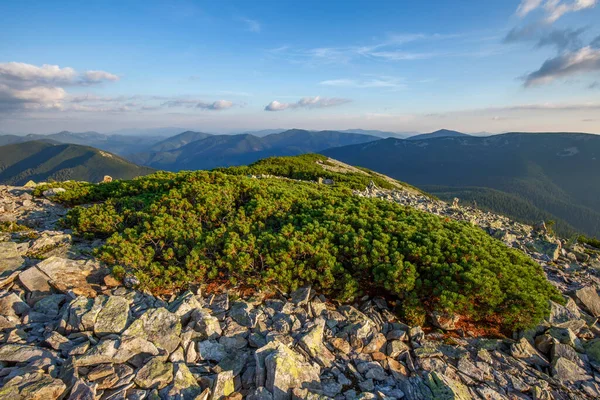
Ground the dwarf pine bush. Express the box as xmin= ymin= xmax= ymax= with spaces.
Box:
xmin=38 ymin=156 xmax=562 ymax=330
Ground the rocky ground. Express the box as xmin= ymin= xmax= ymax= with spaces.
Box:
xmin=2 ymin=181 xmax=600 ymax=400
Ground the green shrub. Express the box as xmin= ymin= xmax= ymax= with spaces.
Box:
xmin=57 ymin=166 xmax=562 ymax=331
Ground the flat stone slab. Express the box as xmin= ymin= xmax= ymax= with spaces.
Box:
xmin=0 ymin=241 xmax=25 ymax=276
xmin=18 ymin=266 xmax=52 ymax=293
xmin=36 ymin=256 xmax=97 ymax=297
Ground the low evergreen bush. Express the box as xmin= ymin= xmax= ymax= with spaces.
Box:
xmin=37 ymin=156 xmax=562 ymax=330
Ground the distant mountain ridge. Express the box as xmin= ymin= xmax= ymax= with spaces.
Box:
xmin=407 ymin=129 xmax=470 ymax=140
xmin=0 ymin=141 xmax=154 ymax=185
xmin=323 ymin=132 xmax=600 ymax=237
xmin=129 ymin=129 xmax=380 ymax=171
xmin=0 ymin=131 xmax=166 ymax=155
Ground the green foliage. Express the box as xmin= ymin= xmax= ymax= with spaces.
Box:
xmin=55 ymin=163 xmax=562 ymax=331
xmin=0 ymin=221 xmax=30 ymax=233
xmin=578 ymin=235 xmax=600 ymax=250
xmin=217 ymin=154 xmax=398 ymax=190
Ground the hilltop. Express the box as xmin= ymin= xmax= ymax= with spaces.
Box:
xmin=0 ymin=140 xmax=154 ymax=185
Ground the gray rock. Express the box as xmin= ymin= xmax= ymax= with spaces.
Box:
xmin=247 ymin=387 xmax=274 ymax=400
xmin=123 ymin=307 xmax=181 ymax=354
xmin=299 ymin=318 xmax=335 ymax=367
xmin=160 ymin=362 xmax=203 ymax=399
xmin=551 ymin=357 xmax=591 ymax=383
xmin=134 ymin=357 xmax=174 ymax=390
xmin=197 ymin=340 xmax=227 ymax=362
xmin=211 ymin=370 xmax=235 ymax=400
xmin=35 ymin=256 xmax=96 ymax=297
xmin=229 ymin=301 xmax=256 ymax=327
xmin=264 ymin=342 xmax=321 ymax=400
xmin=0 ymin=343 xmax=56 ymax=363
xmin=94 ymin=296 xmax=130 ymax=336
xmin=387 ymin=340 xmax=409 ymax=358
xmin=291 ymin=286 xmax=311 ymax=306
xmin=18 ymin=266 xmax=52 ymax=293
xmin=168 ymin=290 xmax=203 ymax=322
xmin=574 ymin=286 xmax=600 ymax=318
xmin=191 ymin=309 xmax=222 ymax=339
xmin=0 ymin=371 xmax=66 ymax=399
xmin=426 ymin=371 xmax=472 ymax=400
xmin=0 ymin=242 xmax=24 ymax=275
xmin=68 ymin=378 xmax=97 ymax=400
xmin=510 ymin=337 xmax=550 ymax=367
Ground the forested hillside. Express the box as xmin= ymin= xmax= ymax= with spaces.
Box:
xmin=0 ymin=141 xmax=154 ymax=185
xmin=323 ymin=133 xmax=600 ymax=237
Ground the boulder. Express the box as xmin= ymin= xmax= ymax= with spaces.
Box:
xmin=291 ymin=286 xmax=311 ymax=306
xmin=552 ymin=357 xmax=591 ymax=383
xmin=211 ymin=370 xmax=235 ymax=400
xmin=0 ymin=242 xmax=24 ymax=275
xmin=0 ymin=372 xmax=66 ymax=399
xmin=94 ymin=296 xmax=130 ymax=336
xmin=36 ymin=256 xmax=97 ymax=297
xmin=168 ymin=291 xmax=203 ymax=322
xmin=263 ymin=342 xmax=321 ymax=400
xmin=123 ymin=307 xmax=181 ymax=354
xmin=197 ymin=340 xmax=228 ymax=362
xmin=191 ymin=309 xmax=222 ymax=339
xmin=18 ymin=266 xmax=52 ymax=294
xmin=574 ymin=286 xmax=600 ymax=318
xmin=160 ymin=362 xmax=203 ymax=399
xmin=298 ymin=318 xmax=335 ymax=367
xmin=68 ymin=379 xmax=97 ymax=400
xmin=529 ymin=239 xmax=561 ymax=261
xmin=0 ymin=343 xmax=56 ymax=363
xmin=134 ymin=357 xmax=174 ymax=390
xmin=510 ymin=337 xmax=550 ymax=367
xmin=426 ymin=371 xmax=472 ymax=400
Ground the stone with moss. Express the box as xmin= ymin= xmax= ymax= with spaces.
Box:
xmin=123 ymin=307 xmax=181 ymax=353
xmin=134 ymin=357 xmax=174 ymax=390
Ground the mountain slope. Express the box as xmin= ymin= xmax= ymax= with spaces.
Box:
xmin=0 ymin=141 xmax=154 ymax=185
xmin=323 ymin=132 xmax=600 ymax=237
xmin=133 ymin=129 xmax=380 ymax=171
xmin=0 ymin=131 xmax=167 ymax=156
xmin=407 ymin=129 xmax=470 ymax=140
xmin=149 ymin=130 xmax=213 ymax=152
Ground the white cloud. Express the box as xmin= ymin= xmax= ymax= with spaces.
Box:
xmin=161 ymin=98 xmax=235 ymax=110
xmin=197 ymin=100 xmax=234 ymax=110
xmin=516 ymin=0 xmax=597 ymax=22
xmin=524 ymin=46 xmax=600 ymax=86
xmin=82 ymin=70 xmax=120 ymax=84
xmin=264 ymin=96 xmax=351 ymax=111
xmin=517 ymin=0 xmax=544 ymax=17
xmin=320 ymin=77 xmax=405 ymax=90
xmin=0 ymin=62 xmax=119 ymax=113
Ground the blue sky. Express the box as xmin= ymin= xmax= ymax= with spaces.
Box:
xmin=1 ymin=0 xmax=599 ymax=134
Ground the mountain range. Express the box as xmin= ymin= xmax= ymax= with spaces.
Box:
xmin=0 ymin=131 xmax=167 ymax=156
xmin=2 ymin=127 xmax=599 ymax=237
xmin=127 ymin=129 xmax=381 ymax=171
xmin=0 ymin=141 xmax=154 ymax=185
xmin=323 ymin=132 xmax=600 ymax=237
